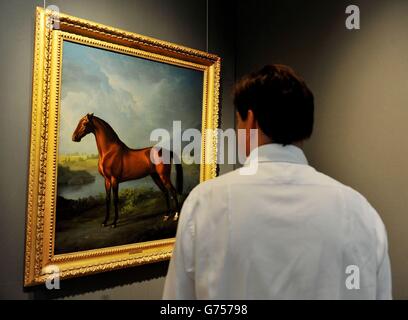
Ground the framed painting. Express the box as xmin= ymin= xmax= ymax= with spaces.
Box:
xmin=24 ymin=7 xmax=220 ymax=286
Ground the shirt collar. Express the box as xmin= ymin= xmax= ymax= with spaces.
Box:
xmin=243 ymin=143 xmax=309 ymax=167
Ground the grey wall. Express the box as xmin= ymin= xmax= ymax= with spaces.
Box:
xmin=0 ymin=0 xmax=235 ymax=299
xmin=236 ymin=0 xmax=408 ymax=299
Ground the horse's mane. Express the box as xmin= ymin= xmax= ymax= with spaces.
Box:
xmin=92 ymin=116 xmax=129 ymax=149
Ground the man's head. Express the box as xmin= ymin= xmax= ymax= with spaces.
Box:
xmin=234 ymin=64 xmax=314 ymax=154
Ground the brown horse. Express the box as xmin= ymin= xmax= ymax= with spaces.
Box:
xmin=71 ymin=113 xmax=183 ymax=228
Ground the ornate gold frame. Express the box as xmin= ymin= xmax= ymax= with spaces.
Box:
xmin=24 ymin=7 xmax=220 ymax=286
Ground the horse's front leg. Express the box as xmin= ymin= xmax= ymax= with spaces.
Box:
xmin=102 ymin=179 xmax=111 ymax=227
xmin=112 ymin=178 xmax=119 ymax=228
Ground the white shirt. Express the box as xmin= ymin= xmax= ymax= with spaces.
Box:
xmin=163 ymin=144 xmax=392 ymax=299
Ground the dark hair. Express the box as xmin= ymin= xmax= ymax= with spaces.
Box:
xmin=233 ymin=64 xmax=314 ymax=145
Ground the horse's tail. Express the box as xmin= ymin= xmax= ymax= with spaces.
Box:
xmin=170 ymin=151 xmax=183 ymax=194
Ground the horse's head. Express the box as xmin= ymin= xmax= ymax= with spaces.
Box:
xmin=72 ymin=113 xmax=95 ymax=142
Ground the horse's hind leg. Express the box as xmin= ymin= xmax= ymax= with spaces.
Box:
xmin=151 ymin=173 xmax=171 ymax=221
xmin=159 ymin=173 xmax=179 ymax=221
xmin=168 ymin=183 xmax=180 ymax=221
xmin=102 ymin=179 xmax=111 ymax=227
xmin=112 ymin=177 xmax=119 ymax=228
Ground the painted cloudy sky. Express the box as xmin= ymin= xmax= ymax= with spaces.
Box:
xmin=59 ymin=40 xmax=203 ymax=155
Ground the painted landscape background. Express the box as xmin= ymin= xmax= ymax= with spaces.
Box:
xmin=55 ymin=41 xmax=203 ymax=255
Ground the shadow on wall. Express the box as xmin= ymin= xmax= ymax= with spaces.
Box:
xmin=24 ymin=261 xmax=168 ymax=299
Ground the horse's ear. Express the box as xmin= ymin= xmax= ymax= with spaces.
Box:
xmin=87 ymin=113 xmax=94 ymax=121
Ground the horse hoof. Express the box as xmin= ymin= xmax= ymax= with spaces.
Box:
xmin=102 ymin=223 xmax=109 ymax=227
xmin=163 ymin=215 xmax=169 ymax=222
xmin=111 ymin=224 xmax=117 ymax=229
xmin=173 ymin=212 xmax=179 ymax=221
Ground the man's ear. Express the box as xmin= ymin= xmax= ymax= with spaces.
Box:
xmin=246 ymin=110 xmax=257 ymax=130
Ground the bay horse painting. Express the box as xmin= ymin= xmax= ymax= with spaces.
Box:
xmin=71 ymin=113 xmax=183 ymax=228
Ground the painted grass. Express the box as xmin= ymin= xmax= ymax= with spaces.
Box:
xmin=54 ymin=188 xmax=187 ymax=254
